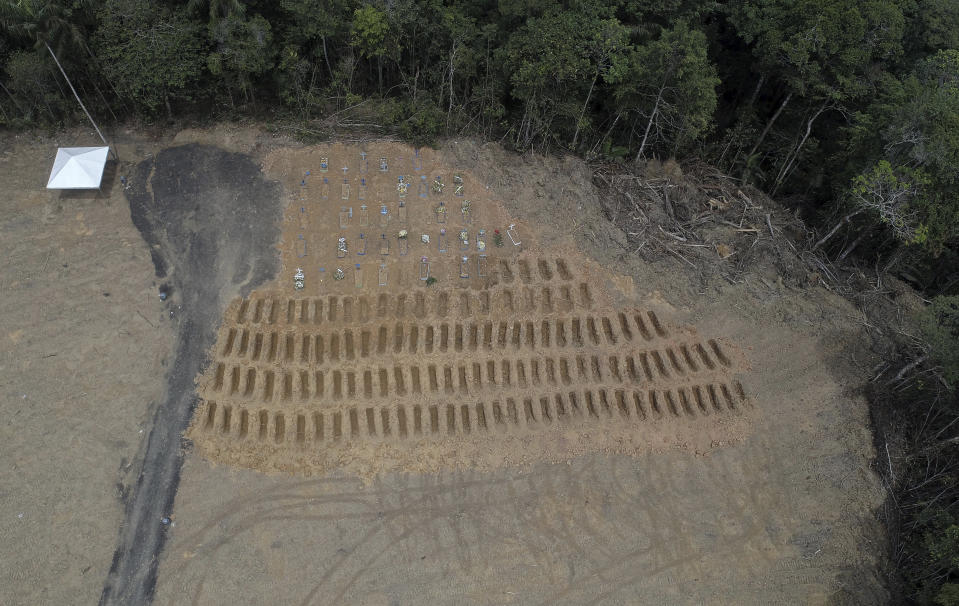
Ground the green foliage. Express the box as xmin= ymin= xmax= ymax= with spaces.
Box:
xmin=914 ymin=511 xmax=959 ymax=605
xmin=0 ymin=0 xmax=956 ymax=294
xmin=279 ymin=0 xmax=344 ymax=46
xmin=399 ymin=101 xmax=444 ymax=147
xmin=208 ymin=14 xmax=274 ymax=103
xmin=275 ymin=44 xmax=318 ymax=113
xmin=501 ymin=8 xmax=595 ymax=145
xmin=0 ymin=0 xmax=94 ymax=56
xmin=843 ymin=49 xmax=959 ymax=255
xmin=1 ymin=1 xmax=959 ymax=603
xmin=275 ymin=0 xmax=348 ymax=111
xmin=937 ymin=582 xmax=959 ymax=606
xmin=910 ymin=0 xmax=959 ymax=56
xmin=848 ymin=160 xmax=927 ymax=243
xmin=94 ymin=0 xmax=206 ymax=115
xmin=919 ymin=296 xmax=959 ymax=385
xmin=728 ymin=0 xmax=905 ymax=100
xmin=351 ymin=5 xmax=388 ymax=59
xmin=928 ymin=523 xmax=959 ymax=577
xmin=616 ymin=20 xmax=719 ymax=157
xmin=3 ymin=49 xmax=71 ymax=122
xmin=909 ymin=51 xmax=959 ymax=179
xmin=187 ymin=0 xmax=244 ymax=27
xmin=599 ymin=138 xmax=630 ymax=161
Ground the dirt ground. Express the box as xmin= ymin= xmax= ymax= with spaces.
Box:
xmin=188 ymin=142 xmax=755 ymax=478
xmin=0 ymin=125 xmax=888 ymax=605
xmin=0 ymin=131 xmax=175 ymax=605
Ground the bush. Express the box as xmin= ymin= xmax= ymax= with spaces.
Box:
xmin=923 ymin=514 xmax=959 ymax=605
xmin=399 ymin=102 xmax=445 ymax=148
xmin=919 ymin=296 xmax=959 ymax=385
xmin=3 ymin=50 xmax=71 ymax=124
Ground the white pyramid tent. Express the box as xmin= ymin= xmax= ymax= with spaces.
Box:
xmin=46 ymin=147 xmax=110 ymax=189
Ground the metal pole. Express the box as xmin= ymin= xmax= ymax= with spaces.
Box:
xmin=45 ymin=42 xmax=118 ymax=162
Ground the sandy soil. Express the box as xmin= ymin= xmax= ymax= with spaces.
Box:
xmin=0 ymin=133 xmax=174 ymax=605
xmin=157 ymin=280 xmax=886 ymax=605
xmin=0 ymin=125 xmax=888 ymax=605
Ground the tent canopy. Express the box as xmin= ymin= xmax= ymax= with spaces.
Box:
xmin=46 ymin=146 xmax=110 ymax=189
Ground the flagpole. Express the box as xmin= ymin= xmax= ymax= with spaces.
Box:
xmin=45 ymin=41 xmax=118 ymax=162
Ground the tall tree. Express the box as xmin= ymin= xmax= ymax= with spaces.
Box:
xmin=278 ymin=0 xmax=348 ymax=87
xmin=351 ymin=5 xmax=389 ymax=93
xmin=2 ymin=49 xmax=68 ymax=121
xmin=614 ymin=20 xmax=718 ymax=160
xmin=820 ymin=50 xmax=959 ymax=260
xmin=0 ymin=0 xmax=120 ymax=130
xmin=0 ymin=0 xmax=94 ymax=56
xmin=571 ymin=18 xmax=630 ymax=150
xmin=207 ymin=13 xmax=274 ymax=107
xmin=186 ymin=0 xmax=245 ymax=28
xmin=727 ymin=0 xmax=907 ymax=182
xmin=501 ymin=9 xmax=604 ymax=149
xmin=94 ymin=0 xmax=207 ymax=116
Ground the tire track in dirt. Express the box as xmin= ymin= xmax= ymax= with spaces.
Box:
xmin=156 ymin=448 xmax=799 ymax=605
xmin=151 ymin=141 xmax=883 ymax=605
xmin=99 ymin=144 xmax=282 ymax=605
xmin=157 ymin=468 xmax=606 ymax=605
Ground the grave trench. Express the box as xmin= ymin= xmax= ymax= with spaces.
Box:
xmin=196 ymin=379 xmax=751 ymax=446
xmin=189 ymin=144 xmax=755 ymax=472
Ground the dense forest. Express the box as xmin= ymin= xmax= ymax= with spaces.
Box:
xmin=1 ymin=0 xmax=958 ymax=602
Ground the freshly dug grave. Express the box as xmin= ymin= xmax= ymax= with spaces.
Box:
xmin=188 ymin=143 xmax=757 ymax=477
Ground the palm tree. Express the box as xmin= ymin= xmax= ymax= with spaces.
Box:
xmin=0 ymin=0 xmax=111 ymax=151
xmin=0 ymin=0 xmax=93 ymax=56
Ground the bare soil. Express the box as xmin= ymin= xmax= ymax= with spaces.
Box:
xmin=101 ymin=141 xmax=283 ymax=604
xmin=0 ymin=132 xmax=174 ymax=605
xmin=0 ymin=125 xmax=888 ymax=605
xmin=188 ymin=143 xmax=756 ymax=478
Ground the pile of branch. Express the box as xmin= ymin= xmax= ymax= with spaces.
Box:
xmin=592 ymin=160 xmax=811 ymax=287
xmin=592 ymin=159 xmax=932 ymax=391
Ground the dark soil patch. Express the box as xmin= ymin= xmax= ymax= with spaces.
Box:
xmin=100 ymin=144 xmax=281 ymax=605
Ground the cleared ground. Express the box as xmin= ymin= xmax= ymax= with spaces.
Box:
xmin=0 ymin=133 xmax=173 ymax=605
xmin=0 ymin=127 xmax=887 ymax=605
xmin=190 ymin=144 xmax=754 ymax=477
